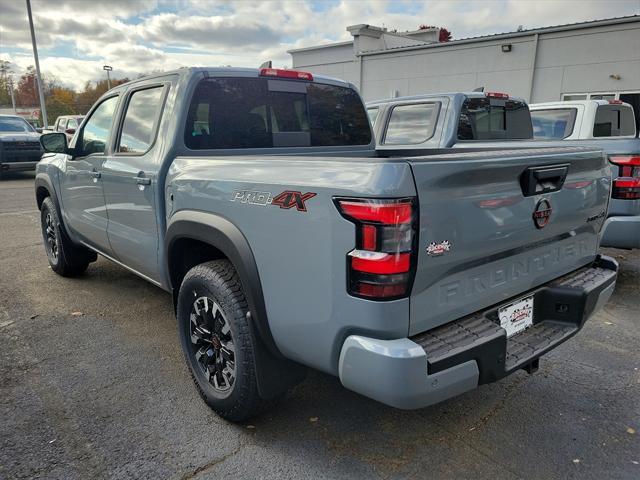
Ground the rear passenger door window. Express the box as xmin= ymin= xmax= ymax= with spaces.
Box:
xmin=118 ymin=86 xmax=166 ymax=154
xmin=383 ymin=103 xmax=440 ymax=145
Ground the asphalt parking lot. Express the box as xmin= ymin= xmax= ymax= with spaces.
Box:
xmin=0 ymin=171 xmax=638 ymax=480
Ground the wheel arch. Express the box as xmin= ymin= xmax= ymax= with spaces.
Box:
xmin=35 ymin=174 xmax=56 ymax=211
xmin=165 ymin=210 xmax=278 ymax=353
xmin=165 ymin=210 xmax=306 ymax=398
xmin=34 ymin=174 xmax=71 ymax=238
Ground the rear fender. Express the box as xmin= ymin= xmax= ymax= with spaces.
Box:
xmin=165 ymin=210 xmax=306 ymax=398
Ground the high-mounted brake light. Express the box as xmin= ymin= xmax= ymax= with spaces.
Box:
xmin=485 ymin=92 xmax=509 ymax=99
xmin=608 ymin=99 xmax=623 ymax=105
xmin=610 ymin=155 xmax=640 ymax=199
xmin=336 ymin=198 xmax=417 ymax=300
xmin=259 ymin=68 xmax=313 ymax=81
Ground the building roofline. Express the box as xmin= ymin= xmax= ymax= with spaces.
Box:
xmin=288 ymin=15 xmax=640 ymax=56
xmin=287 ymin=40 xmax=353 ymax=54
xmin=359 ymin=15 xmax=640 ymax=56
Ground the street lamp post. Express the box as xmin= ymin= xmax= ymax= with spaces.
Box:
xmin=8 ymin=78 xmax=16 ymax=113
xmin=26 ymin=0 xmax=48 ymax=128
xmin=103 ymin=65 xmax=112 ymax=90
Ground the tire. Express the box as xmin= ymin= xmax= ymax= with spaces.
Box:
xmin=177 ymin=260 xmax=273 ymax=422
xmin=40 ymin=197 xmax=94 ymax=277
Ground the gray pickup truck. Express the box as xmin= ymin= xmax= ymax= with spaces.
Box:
xmin=35 ymin=68 xmax=617 ymax=421
xmin=369 ymin=93 xmax=640 ymax=250
xmin=529 ymin=100 xmax=640 ymax=249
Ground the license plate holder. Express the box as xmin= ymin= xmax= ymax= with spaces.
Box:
xmin=498 ymin=295 xmax=534 ymax=337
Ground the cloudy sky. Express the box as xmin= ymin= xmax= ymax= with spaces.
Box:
xmin=1 ymin=0 xmax=639 ymax=90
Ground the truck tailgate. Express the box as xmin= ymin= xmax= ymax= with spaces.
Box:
xmin=406 ymin=147 xmax=610 ymax=335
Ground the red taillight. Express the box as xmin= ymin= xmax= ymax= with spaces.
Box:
xmin=608 ymin=99 xmax=623 ymax=105
xmin=613 ymin=178 xmax=640 ymax=199
xmin=362 ymin=224 xmax=377 ymax=250
xmin=259 ymin=68 xmax=313 ymax=81
xmin=610 ymin=155 xmax=640 ymax=199
xmin=486 ymin=92 xmax=509 ymax=99
xmin=336 ymin=198 xmax=417 ymax=300
xmin=356 ymin=282 xmax=407 ymax=298
xmin=338 ymin=201 xmax=412 ymax=224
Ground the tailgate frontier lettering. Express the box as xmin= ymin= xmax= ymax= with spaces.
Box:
xmin=439 ymin=239 xmax=590 ymax=305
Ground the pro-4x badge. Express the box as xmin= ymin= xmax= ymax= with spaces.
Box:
xmin=231 ymin=189 xmax=316 ymax=212
xmin=426 ymin=240 xmax=451 ymax=256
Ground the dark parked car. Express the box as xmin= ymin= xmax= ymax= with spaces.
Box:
xmin=0 ymin=114 xmax=43 ymax=176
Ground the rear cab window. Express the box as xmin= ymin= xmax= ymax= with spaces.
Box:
xmin=382 ymin=103 xmax=440 ymax=145
xmin=593 ymin=105 xmax=636 ymax=137
xmin=184 ymin=77 xmax=371 ymax=149
xmin=457 ymin=96 xmax=532 ymax=140
xmin=531 ymin=108 xmax=577 ymax=139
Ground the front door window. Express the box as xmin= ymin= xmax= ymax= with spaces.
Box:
xmin=80 ymin=96 xmax=118 ymax=156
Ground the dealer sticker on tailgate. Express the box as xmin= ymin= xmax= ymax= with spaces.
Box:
xmin=498 ymin=295 xmax=534 ymax=337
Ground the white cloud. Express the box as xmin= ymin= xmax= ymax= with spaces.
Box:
xmin=1 ymin=0 xmax=638 ymax=90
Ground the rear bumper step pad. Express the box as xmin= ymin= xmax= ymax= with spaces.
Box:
xmin=411 ymin=255 xmax=617 ymax=384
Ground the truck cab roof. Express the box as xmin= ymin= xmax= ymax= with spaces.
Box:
xmin=108 ymin=67 xmax=355 ymax=94
xmin=366 ymin=92 xmax=528 ymax=107
xmin=366 ymin=92 xmax=532 ymax=148
xmin=529 ymin=99 xmax=633 ymax=109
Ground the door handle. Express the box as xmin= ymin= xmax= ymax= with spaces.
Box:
xmin=135 ymin=177 xmax=151 ymax=186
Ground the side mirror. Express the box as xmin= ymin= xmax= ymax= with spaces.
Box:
xmin=35 ymin=127 xmax=43 ymax=133
xmin=65 ymin=128 xmax=76 ymax=135
xmin=40 ymin=132 xmax=69 ymax=154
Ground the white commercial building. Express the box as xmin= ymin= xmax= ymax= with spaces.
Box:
xmin=289 ymin=16 xmax=640 ymax=125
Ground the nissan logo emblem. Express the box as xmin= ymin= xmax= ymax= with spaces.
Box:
xmin=533 ymin=199 xmax=552 ymax=229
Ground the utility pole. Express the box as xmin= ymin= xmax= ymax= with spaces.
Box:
xmin=26 ymin=0 xmax=48 ymax=127
xmin=103 ymin=65 xmax=112 ymax=90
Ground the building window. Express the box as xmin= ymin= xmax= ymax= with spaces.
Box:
xmin=562 ymin=94 xmax=587 ymax=101
xmin=590 ymin=94 xmax=616 ymax=101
